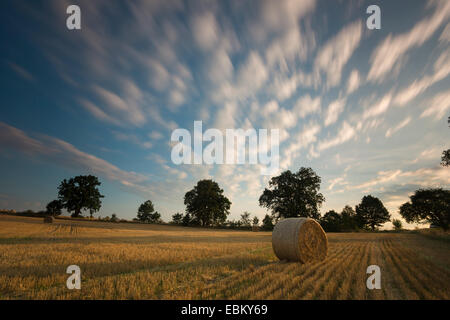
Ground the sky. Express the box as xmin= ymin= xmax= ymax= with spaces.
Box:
xmin=0 ymin=0 xmax=449 ymax=229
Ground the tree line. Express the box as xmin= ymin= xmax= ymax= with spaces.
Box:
xmin=20 ymin=123 xmax=447 ymax=233
xmin=19 ymin=166 xmax=446 ymax=231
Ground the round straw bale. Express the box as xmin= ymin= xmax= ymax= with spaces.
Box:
xmin=43 ymin=216 xmax=54 ymax=223
xmin=272 ymin=217 xmax=327 ymax=263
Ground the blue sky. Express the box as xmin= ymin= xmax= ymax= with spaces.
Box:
xmin=1 ymin=0 xmax=449 ymax=229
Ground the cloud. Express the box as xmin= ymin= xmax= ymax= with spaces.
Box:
xmin=113 ymin=132 xmax=153 ymax=149
xmin=393 ymin=48 xmax=450 ymax=106
xmin=420 ymin=90 xmax=450 ymax=120
xmin=440 ymin=23 xmax=450 ymax=43
xmin=368 ymin=0 xmax=450 ymax=82
xmin=362 ymin=92 xmax=393 ymax=120
xmin=293 ymin=95 xmax=321 ymax=118
xmin=84 ymin=82 xmax=147 ymax=127
xmin=191 ymin=12 xmax=220 ymax=51
xmin=250 ymin=0 xmax=316 ymax=42
xmin=350 ymin=166 xmax=449 ymax=191
xmin=346 ymin=69 xmax=360 ymax=94
xmin=317 ymin=121 xmax=356 ymax=151
xmin=410 ymin=146 xmax=443 ymax=164
xmin=314 ymin=20 xmax=362 ymax=87
xmin=324 ymin=98 xmax=346 ymax=126
xmin=149 ymin=131 xmax=164 ymax=140
xmin=385 ymin=117 xmax=412 ymax=138
xmin=0 ymin=122 xmax=149 ymax=188
xmin=282 ymin=122 xmax=321 ymax=169
xmin=270 ymin=70 xmax=317 ymax=101
xmin=265 ymin=25 xmax=314 ymax=70
xmin=79 ymin=99 xmax=122 ymax=126
xmin=328 ymin=176 xmax=348 ymax=191
xmin=8 ymin=62 xmax=34 ymax=82
xmin=237 ymin=51 xmax=268 ymax=95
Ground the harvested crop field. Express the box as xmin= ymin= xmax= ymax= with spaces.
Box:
xmin=0 ymin=215 xmax=449 ymax=300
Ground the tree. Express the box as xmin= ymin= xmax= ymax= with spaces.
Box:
xmin=259 ymin=168 xmax=325 ymax=220
xmin=320 ymin=210 xmax=342 ymax=232
xmin=46 ymin=200 xmax=63 ymax=216
xmin=399 ymin=188 xmax=450 ymax=230
xmin=182 ymin=213 xmax=192 ymax=226
xmin=341 ymin=205 xmax=358 ymax=231
xmin=252 ymin=216 xmax=259 ymax=226
xmin=392 ymin=219 xmax=402 ymax=231
xmin=184 ymin=179 xmax=231 ymax=227
xmin=171 ymin=212 xmax=183 ymax=225
xmin=441 ymin=116 xmax=449 ymax=167
xmin=355 ymin=195 xmax=391 ymax=231
xmin=137 ymin=200 xmax=161 ymax=223
xmin=262 ymin=214 xmax=274 ymax=231
xmin=240 ymin=212 xmax=251 ymax=227
xmin=441 ymin=149 xmax=450 ymax=167
xmin=57 ymin=175 xmax=104 ymax=218
xmin=111 ymin=213 xmax=119 ymax=223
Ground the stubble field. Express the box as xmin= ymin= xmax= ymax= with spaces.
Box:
xmin=0 ymin=215 xmax=448 ymax=300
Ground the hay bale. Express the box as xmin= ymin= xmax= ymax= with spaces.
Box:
xmin=43 ymin=216 xmax=54 ymax=224
xmin=272 ymin=217 xmax=327 ymax=263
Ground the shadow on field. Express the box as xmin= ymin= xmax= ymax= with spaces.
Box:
xmin=0 ymin=234 xmax=271 ymax=245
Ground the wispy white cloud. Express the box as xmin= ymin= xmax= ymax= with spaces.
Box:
xmin=113 ymin=131 xmax=153 ymax=149
xmin=420 ymin=89 xmax=450 ymax=120
xmin=294 ymin=95 xmax=321 ymax=118
xmin=362 ymin=92 xmax=393 ymax=120
xmin=346 ymin=69 xmax=361 ymax=94
xmin=324 ymin=98 xmax=346 ymax=126
xmin=8 ymin=62 xmax=34 ymax=82
xmin=368 ymin=0 xmax=450 ymax=82
xmin=385 ymin=117 xmax=412 ymax=138
xmin=314 ymin=20 xmax=362 ymax=87
xmin=394 ymin=49 xmax=450 ymax=106
xmin=281 ymin=122 xmax=321 ymax=169
xmin=317 ymin=121 xmax=356 ymax=152
xmin=0 ymin=122 xmax=149 ymax=189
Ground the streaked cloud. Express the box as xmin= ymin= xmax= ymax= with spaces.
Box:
xmin=385 ymin=117 xmax=412 ymax=138
xmin=368 ymin=0 xmax=450 ymax=82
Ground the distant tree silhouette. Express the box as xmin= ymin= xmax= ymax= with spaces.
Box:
xmin=240 ymin=212 xmax=251 ymax=227
xmin=252 ymin=216 xmax=259 ymax=226
xmin=184 ymin=179 xmax=231 ymax=227
xmin=171 ymin=212 xmax=183 ymax=225
xmin=137 ymin=200 xmax=160 ymax=223
xmin=355 ymin=195 xmax=390 ymax=231
xmin=399 ymin=188 xmax=450 ymax=230
xmin=320 ymin=210 xmax=342 ymax=232
xmin=441 ymin=116 xmax=450 ymax=167
xmin=181 ymin=213 xmax=192 ymax=226
xmin=262 ymin=214 xmax=274 ymax=231
xmin=57 ymin=175 xmax=104 ymax=218
xmin=392 ymin=219 xmax=403 ymax=231
xmin=259 ymin=168 xmax=325 ymax=219
xmin=341 ymin=205 xmax=358 ymax=231
xmin=46 ymin=200 xmax=63 ymax=216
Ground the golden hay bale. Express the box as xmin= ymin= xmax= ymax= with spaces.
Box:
xmin=43 ymin=216 xmax=54 ymax=223
xmin=272 ymin=217 xmax=328 ymax=263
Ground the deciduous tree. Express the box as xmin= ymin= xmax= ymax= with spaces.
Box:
xmin=259 ymin=168 xmax=324 ymax=219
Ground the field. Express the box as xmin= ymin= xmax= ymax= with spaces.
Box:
xmin=0 ymin=215 xmax=449 ymax=300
